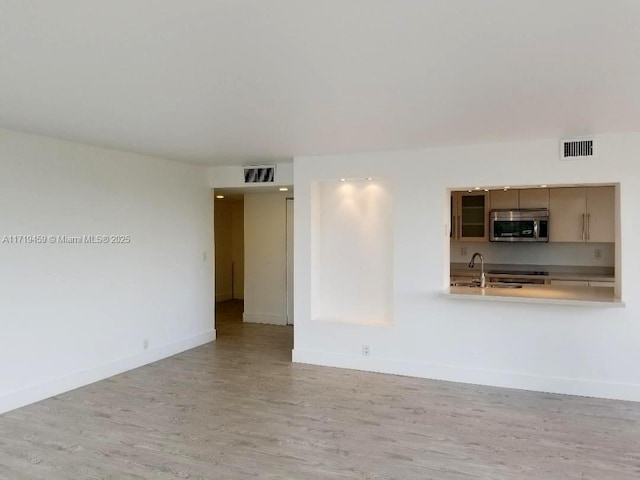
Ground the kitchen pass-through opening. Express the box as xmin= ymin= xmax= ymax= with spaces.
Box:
xmin=447 ymin=183 xmax=620 ymax=303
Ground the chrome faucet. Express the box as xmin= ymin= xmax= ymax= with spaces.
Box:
xmin=468 ymin=252 xmax=486 ymax=288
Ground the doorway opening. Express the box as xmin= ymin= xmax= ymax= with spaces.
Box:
xmin=213 ymin=187 xmax=294 ymax=345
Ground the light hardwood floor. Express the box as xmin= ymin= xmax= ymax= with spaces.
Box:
xmin=1 ymin=300 xmax=639 ymax=479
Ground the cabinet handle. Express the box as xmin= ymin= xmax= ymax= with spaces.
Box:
xmin=587 ymin=213 xmax=591 ymax=241
xmin=581 ymin=214 xmax=586 ymax=241
xmin=458 ymin=215 xmax=462 ymax=239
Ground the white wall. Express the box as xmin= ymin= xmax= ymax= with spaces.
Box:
xmin=214 ymin=199 xmax=244 ymax=301
xmin=450 ymin=241 xmax=615 ymax=267
xmin=0 ymin=129 xmax=214 ymax=414
xmin=244 ymin=192 xmax=289 ymax=324
xmin=293 ymin=133 xmax=640 ymax=402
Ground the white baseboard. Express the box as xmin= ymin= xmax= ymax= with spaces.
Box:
xmin=215 ymin=293 xmax=232 ymax=302
xmin=0 ymin=330 xmax=216 ymax=415
xmin=243 ymin=313 xmax=287 ymax=325
xmin=292 ymin=349 xmax=640 ymax=403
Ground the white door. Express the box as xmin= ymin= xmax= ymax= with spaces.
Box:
xmin=286 ymin=199 xmax=294 ymax=325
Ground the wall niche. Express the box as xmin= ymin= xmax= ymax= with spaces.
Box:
xmin=310 ymin=178 xmax=394 ymax=326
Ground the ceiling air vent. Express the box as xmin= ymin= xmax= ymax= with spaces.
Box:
xmin=560 ymin=138 xmax=595 ymax=160
xmin=243 ymin=165 xmax=275 ymax=183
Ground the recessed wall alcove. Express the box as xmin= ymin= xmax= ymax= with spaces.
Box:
xmin=310 ymin=178 xmax=394 ymax=326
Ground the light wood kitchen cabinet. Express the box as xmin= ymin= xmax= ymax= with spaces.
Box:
xmin=451 ymin=191 xmax=488 ymax=242
xmin=586 ymin=186 xmax=615 ymax=243
xmin=519 ymin=188 xmax=549 ymax=209
xmin=549 ymin=186 xmax=614 ymax=243
xmin=489 ymin=189 xmax=518 ymax=209
xmin=490 ymin=188 xmax=549 ymax=210
xmin=549 ymin=188 xmax=586 ymax=242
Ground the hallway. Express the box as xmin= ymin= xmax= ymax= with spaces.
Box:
xmin=215 ymin=299 xmax=293 ymax=361
xmin=0 ymin=304 xmax=639 ymax=479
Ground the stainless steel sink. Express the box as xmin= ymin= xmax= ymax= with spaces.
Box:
xmin=450 ymin=281 xmax=523 ymax=289
xmin=450 ymin=281 xmax=481 ymax=287
xmin=488 ymin=283 xmax=523 ymax=289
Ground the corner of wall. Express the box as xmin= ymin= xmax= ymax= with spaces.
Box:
xmin=0 ymin=330 xmax=216 ymax=415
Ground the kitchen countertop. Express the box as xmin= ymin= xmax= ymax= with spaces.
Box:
xmin=442 ymin=284 xmax=624 ymax=307
xmin=450 ymin=263 xmax=615 ymax=283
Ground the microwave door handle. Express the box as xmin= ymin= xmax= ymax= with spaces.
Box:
xmin=533 ymin=221 xmax=538 ymax=239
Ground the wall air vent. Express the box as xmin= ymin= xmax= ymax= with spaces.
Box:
xmin=560 ymin=138 xmax=595 ymax=160
xmin=243 ymin=165 xmax=276 ymax=183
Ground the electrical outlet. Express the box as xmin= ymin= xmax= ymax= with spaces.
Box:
xmin=143 ymin=339 xmax=149 ymax=350
xmin=460 ymin=247 xmax=468 ymax=256
xmin=594 ymin=248 xmax=602 ymax=259
xmin=362 ymin=345 xmax=370 ymax=356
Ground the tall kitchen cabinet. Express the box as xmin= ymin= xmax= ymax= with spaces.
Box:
xmin=451 ymin=191 xmax=488 ymax=241
xmin=549 ymin=186 xmax=615 ymax=242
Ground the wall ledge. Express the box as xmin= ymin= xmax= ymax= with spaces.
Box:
xmin=442 ymin=287 xmax=625 ymax=308
xmin=292 ymin=348 xmax=640 ymax=403
xmin=0 ymin=330 xmax=216 ymax=415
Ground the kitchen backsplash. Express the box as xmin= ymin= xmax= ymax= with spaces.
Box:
xmin=450 ymin=241 xmax=615 ymax=267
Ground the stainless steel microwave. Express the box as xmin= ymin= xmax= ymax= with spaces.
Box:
xmin=489 ymin=209 xmax=549 ymax=242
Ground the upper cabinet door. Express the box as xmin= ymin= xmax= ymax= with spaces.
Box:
xmin=519 ymin=188 xmax=549 ymax=209
xmin=586 ymin=186 xmax=615 ymax=243
xmin=457 ymin=192 xmax=488 ymax=241
xmin=489 ymin=189 xmax=518 ymax=210
xmin=549 ymin=188 xmax=586 ymax=242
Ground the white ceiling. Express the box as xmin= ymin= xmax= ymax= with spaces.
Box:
xmin=1 ymin=1 xmax=639 ymax=166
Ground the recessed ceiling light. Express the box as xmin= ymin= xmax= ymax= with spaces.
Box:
xmin=279 ymin=187 xmax=289 ymax=192
xmin=504 ymin=186 xmax=510 ymax=190
xmin=339 ymin=178 xmax=346 ymax=182
xmin=366 ymin=177 xmax=374 ymax=181
xmin=216 ymin=195 xmax=224 ymax=199
xmin=474 ymin=187 xmax=480 ymax=190
xmin=483 ymin=189 xmax=489 ymax=192
xmin=540 ymin=184 xmax=547 ymax=188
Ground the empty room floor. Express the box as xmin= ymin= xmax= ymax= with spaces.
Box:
xmin=1 ymin=302 xmax=639 ymax=479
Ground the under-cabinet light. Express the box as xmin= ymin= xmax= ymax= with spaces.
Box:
xmin=216 ymin=195 xmax=224 ymax=199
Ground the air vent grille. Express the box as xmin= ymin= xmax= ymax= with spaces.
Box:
xmin=561 ymin=139 xmax=594 ymax=159
xmin=244 ymin=165 xmax=275 ymax=183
